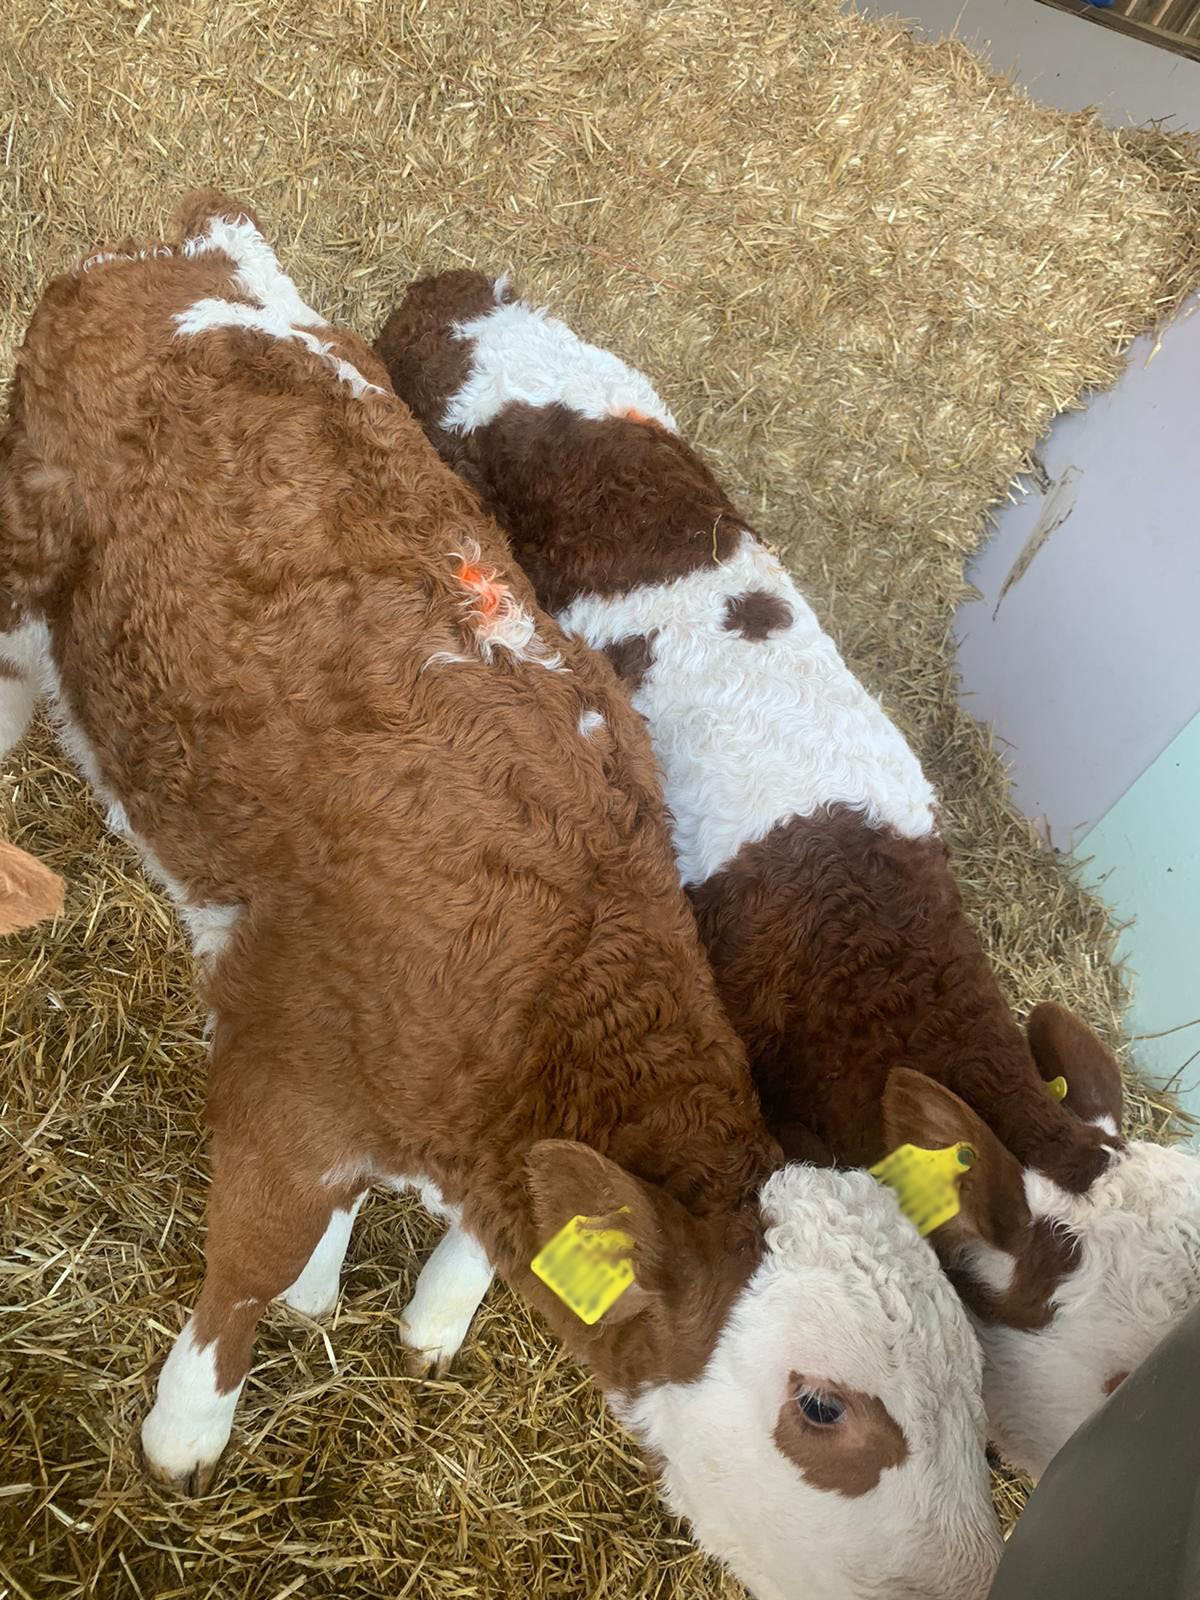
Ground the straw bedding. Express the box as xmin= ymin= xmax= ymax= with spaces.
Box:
xmin=1 ymin=1 xmax=1197 ymax=1595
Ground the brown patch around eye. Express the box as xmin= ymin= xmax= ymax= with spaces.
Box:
xmin=602 ymin=631 xmax=658 ymax=694
xmin=722 ymin=589 xmax=793 ymax=641
xmin=1103 ymin=1370 xmax=1129 ymax=1396
xmin=772 ymin=1374 xmax=909 ymax=1497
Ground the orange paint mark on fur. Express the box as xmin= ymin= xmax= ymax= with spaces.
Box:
xmin=455 ymin=558 xmax=507 ymax=618
xmin=620 ymin=407 xmax=654 ymax=425
xmin=439 ymin=541 xmax=562 ymax=671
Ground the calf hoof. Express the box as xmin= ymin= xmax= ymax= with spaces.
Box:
xmin=143 ymin=1449 xmax=223 ymax=1497
xmin=399 ymin=1332 xmax=458 ymax=1381
xmin=278 ymin=1282 xmax=339 ymax=1321
xmin=140 ymin=1405 xmax=232 ymax=1498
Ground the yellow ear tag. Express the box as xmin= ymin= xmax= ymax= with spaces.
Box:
xmin=531 ymin=1214 xmax=635 ymax=1326
xmin=869 ymin=1142 xmax=977 ymax=1237
xmin=1046 ymin=1075 xmax=1069 ymax=1102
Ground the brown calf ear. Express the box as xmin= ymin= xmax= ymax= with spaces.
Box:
xmin=881 ymin=1068 xmax=1031 ymax=1255
xmin=1027 ymin=1003 xmax=1124 ymax=1131
xmin=526 ymin=1140 xmax=679 ymax=1327
xmin=0 ymin=842 xmax=64 ymax=935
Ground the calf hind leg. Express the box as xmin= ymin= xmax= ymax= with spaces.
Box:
xmin=141 ymin=1141 xmax=347 ymax=1494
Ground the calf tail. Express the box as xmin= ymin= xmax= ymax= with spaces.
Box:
xmin=172 ymin=187 xmax=262 ymax=245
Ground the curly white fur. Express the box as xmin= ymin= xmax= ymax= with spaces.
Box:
xmin=558 ymin=533 xmax=936 ymax=884
xmin=976 ymin=1143 xmax=1200 ymax=1479
xmin=620 ymin=1167 xmax=1000 ymax=1600
xmin=0 ymin=618 xmax=44 ymax=758
xmin=444 ymin=292 xmax=677 ymax=434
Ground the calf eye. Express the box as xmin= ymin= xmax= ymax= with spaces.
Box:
xmin=797 ymin=1387 xmax=847 ymax=1427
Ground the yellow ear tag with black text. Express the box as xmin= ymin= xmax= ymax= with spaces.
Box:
xmin=1046 ymin=1075 xmax=1069 ymax=1102
xmin=870 ymin=1142 xmax=977 ymax=1237
xmin=531 ymin=1214 xmax=635 ymax=1326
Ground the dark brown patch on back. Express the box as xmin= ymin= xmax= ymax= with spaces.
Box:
xmin=723 ymin=589 xmax=793 ymax=641
xmin=688 ymin=808 xmax=1112 ymax=1195
xmin=774 ymin=1374 xmax=909 ymax=1496
xmin=467 ymin=404 xmax=744 ymax=612
xmin=374 ymin=271 xmax=510 ymax=451
xmin=602 ymin=632 xmax=658 ymax=695
xmin=375 ymin=276 xmax=751 ymax=610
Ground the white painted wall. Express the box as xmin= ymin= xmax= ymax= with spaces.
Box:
xmin=956 ymin=301 xmax=1200 ymax=846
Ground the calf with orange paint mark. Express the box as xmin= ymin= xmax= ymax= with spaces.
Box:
xmin=0 ymin=197 xmax=1000 ymax=1599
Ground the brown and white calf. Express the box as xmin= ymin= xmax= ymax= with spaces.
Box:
xmin=0 ymin=197 xmax=1002 ymax=1600
xmin=375 ymin=270 xmax=1200 ymax=1482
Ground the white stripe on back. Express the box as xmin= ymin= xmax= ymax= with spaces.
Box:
xmin=557 ymin=534 xmax=936 ymax=886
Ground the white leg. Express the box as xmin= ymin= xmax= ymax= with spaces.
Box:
xmin=0 ymin=618 xmax=45 ymax=758
xmin=400 ymin=1223 xmax=495 ymax=1377
xmin=279 ymin=1194 xmax=365 ymax=1318
xmin=141 ymin=1317 xmax=242 ymax=1493
xmin=0 ymin=671 xmax=36 ymax=756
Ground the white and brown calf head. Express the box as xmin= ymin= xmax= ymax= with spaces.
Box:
xmin=528 ymin=1143 xmax=1000 ymax=1600
xmin=886 ymin=1003 xmax=1200 ymax=1480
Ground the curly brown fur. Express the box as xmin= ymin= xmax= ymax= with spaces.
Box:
xmin=690 ymin=811 xmax=1110 ymax=1190
xmin=1 ymin=197 xmax=780 ymax=1425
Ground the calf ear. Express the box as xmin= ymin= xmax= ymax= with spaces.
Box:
xmin=0 ymin=843 xmax=64 ymax=935
xmin=881 ymin=1069 xmax=1031 ymax=1255
xmin=525 ymin=1141 xmax=682 ymax=1327
xmin=1026 ymin=1003 xmax=1123 ymax=1132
